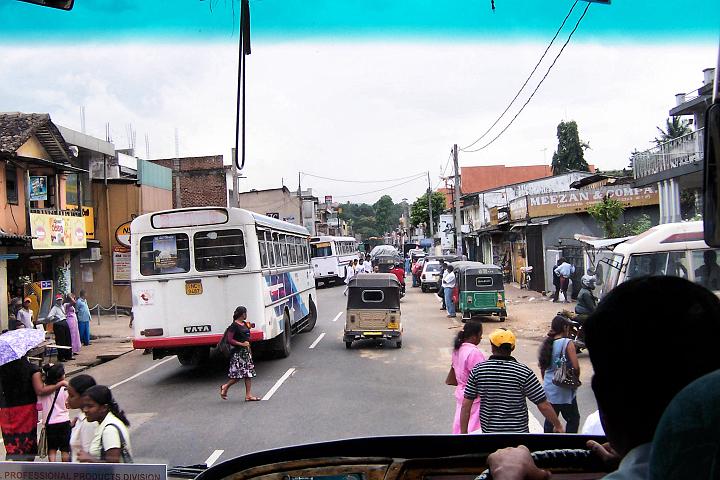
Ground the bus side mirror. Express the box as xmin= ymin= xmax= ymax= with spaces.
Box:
xmin=703 ymin=102 xmax=720 ymax=247
xmin=17 ymin=0 xmax=74 ymax=10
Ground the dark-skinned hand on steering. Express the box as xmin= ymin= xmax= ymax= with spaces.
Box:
xmin=486 ymin=446 xmax=550 ymax=480
xmin=586 ymin=440 xmax=621 ymax=471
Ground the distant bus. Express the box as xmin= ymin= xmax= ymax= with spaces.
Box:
xmin=131 ymin=207 xmax=318 ymax=365
xmin=599 ymin=221 xmax=720 ymax=298
xmin=310 ymin=236 xmax=358 ymax=286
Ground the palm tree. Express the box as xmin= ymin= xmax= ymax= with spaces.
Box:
xmin=654 ymin=117 xmax=692 ymax=146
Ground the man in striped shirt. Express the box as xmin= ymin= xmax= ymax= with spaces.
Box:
xmin=460 ymin=328 xmax=563 ymax=434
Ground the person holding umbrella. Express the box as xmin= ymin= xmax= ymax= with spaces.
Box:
xmin=0 ymin=329 xmax=68 ymax=461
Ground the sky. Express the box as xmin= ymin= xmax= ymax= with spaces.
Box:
xmin=1 ymin=0 xmax=718 ymax=204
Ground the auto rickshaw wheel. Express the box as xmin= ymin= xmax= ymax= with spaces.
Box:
xmin=395 ymin=340 xmax=402 ymax=349
xmin=500 ymin=316 xmax=507 ymax=322
xmin=345 ymin=341 xmax=352 ymax=349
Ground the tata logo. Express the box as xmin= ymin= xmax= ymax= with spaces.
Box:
xmin=184 ymin=325 xmax=212 ymax=333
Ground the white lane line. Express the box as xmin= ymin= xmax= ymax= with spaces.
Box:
xmin=309 ymin=333 xmax=326 ymax=349
xmin=331 ymin=311 xmax=343 ymax=322
xmin=204 ymin=449 xmax=224 ymax=467
xmin=109 ymin=355 xmax=177 ymax=390
xmin=262 ymin=367 xmax=296 ymax=401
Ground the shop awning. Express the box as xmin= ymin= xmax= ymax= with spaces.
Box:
xmin=529 ymin=215 xmax=561 ymax=225
xmin=573 ymin=234 xmax=633 ymax=249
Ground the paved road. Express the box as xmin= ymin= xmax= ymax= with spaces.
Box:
xmin=81 ymin=281 xmax=597 ymax=467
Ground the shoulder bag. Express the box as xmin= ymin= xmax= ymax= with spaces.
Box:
xmin=445 ymin=366 xmax=458 ymax=386
xmin=37 ymin=388 xmax=60 ymax=459
xmin=217 ymin=324 xmax=234 ymax=358
xmin=100 ymin=423 xmax=133 ymax=463
xmin=552 ymin=338 xmax=582 ymax=388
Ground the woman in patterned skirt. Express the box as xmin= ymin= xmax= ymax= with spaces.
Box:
xmin=220 ymin=306 xmax=259 ymax=401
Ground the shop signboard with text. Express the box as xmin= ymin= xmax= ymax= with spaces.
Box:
xmin=67 ymin=204 xmax=95 ymax=240
xmin=526 ymin=185 xmax=659 ymax=218
xmin=113 ymin=245 xmax=131 ymax=285
xmin=30 ymin=212 xmax=86 ymax=249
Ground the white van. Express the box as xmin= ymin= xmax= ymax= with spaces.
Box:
xmin=599 ymin=221 xmax=720 ymax=298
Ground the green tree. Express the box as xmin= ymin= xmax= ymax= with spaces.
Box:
xmin=587 ymin=196 xmax=624 ymax=238
xmin=551 ymin=120 xmax=590 ymax=175
xmin=654 ymin=117 xmax=692 ymax=146
xmin=373 ymin=195 xmax=398 ymax=235
xmin=410 ymin=191 xmax=446 ymax=231
xmin=616 ymin=214 xmax=653 ymax=237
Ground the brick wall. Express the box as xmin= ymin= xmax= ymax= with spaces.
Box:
xmin=149 ymin=155 xmax=227 ymax=208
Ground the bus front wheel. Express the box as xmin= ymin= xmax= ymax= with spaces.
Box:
xmin=273 ymin=313 xmax=292 ymax=358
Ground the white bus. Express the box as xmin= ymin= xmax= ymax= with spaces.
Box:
xmin=599 ymin=221 xmax=720 ymax=297
xmin=131 ymin=207 xmax=318 ymax=365
xmin=310 ymin=235 xmax=358 ymax=286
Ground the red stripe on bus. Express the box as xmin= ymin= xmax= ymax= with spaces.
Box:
xmin=660 ymin=231 xmax=704 ymax=243
xmin=133 ymin=330 xmax=265 ymax=349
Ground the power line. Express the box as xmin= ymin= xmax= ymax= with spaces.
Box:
xmin=440 ymin=150 xmax=453 ymax=177
xmin=334 ymin=175 xmax=426 ymax=199
xmin=461 ymin=0 xmax=579 ymax=151
xmin=300 ymin=171 xmax=426 ymax=184
xmin=461 ymin=2 xmax=591 ymax=154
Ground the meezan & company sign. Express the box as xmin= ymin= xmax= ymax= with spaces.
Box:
xmin=509 ymin=185 xmax=659 ymax=220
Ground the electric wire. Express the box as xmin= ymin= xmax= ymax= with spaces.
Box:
xmin=461 ymin=2 xmax=591 ymax=154
xmin=300 ymin=171 xmax=426 ymax=184
xmin=460 ymin=0 xmax=579 ymax=152
xmin=333 ymin=175 xmax=427 ymax=199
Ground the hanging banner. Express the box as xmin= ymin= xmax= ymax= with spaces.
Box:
xmin=67 ymin=204 xmax=95 ymax=240
xmin=29 ymin=176 xmax=48 ymax=201
xmin=30 ymin=213 xmax=86 ymax=249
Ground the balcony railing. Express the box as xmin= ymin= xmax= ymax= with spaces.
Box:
xmin=633 ymin=128 xmax=704 ymax=180
xmin=30 ymin=208 xmax=83 ymax=217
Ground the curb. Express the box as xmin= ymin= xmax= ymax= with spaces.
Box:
xmin=65 ymin=348 xmax=135 ymax=377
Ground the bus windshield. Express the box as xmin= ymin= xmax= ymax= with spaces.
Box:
xmin=311 ymin=243 xmax=333 ymax=258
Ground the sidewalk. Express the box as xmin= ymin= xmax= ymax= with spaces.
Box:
xmin=503 ymin=282 xmax=576 ymax=341
xmin=61 ymin=313 xmax=136 ymax=376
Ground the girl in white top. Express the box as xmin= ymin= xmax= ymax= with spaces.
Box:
xmin=66 ymin=374 xmax=98 ymax=462
xmin=77 ymin=385 xmax=132 ymax=463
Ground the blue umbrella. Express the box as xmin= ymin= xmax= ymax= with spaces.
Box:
xmin=0 ymin=328 xmax=45 ymax=366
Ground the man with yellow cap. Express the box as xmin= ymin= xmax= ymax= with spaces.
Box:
xmin=460 ymin=328 xmax=563 ymax=434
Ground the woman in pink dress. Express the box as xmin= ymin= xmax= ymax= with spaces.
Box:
xmin=64 ymin=293 xmax=81 ymax=355
xmin=450 ymin=321 xmax=486 ymax=434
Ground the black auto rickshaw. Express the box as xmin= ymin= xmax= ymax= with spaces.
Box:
xmin=451 ymin=261 xmax=507 ymax=321
xmin=344 ymin=273 xmax=402 ymax=349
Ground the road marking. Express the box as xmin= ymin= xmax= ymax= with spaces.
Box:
xmin=205 ymin=450 xmax=224 ymax=467
xmin=262 ymin=367 xmax=296 ymax=401
xmin=109 ymin=355 xmax=177 ymax=390
xmin=332 ymin=311 xmax=343 ymax=322
xmin=309 ymin=333 xmax=326 ymax=349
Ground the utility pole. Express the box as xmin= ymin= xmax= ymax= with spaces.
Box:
xmin=453 ymin=144 xmax=463 ymax=256
xmin=297 ymin=172 xmax=303 ymax=227
xmin=426 ymin=171 xmax=434 ymax=239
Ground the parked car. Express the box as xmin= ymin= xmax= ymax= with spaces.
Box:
xmin=420 ymin=260 xmax=444 ymax=292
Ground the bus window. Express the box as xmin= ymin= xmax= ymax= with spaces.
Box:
xmin=280 ymin=235 xmax=289 ymax=266
xmin=257 ymin=229 xmax=269 ymax=268
xmin=691 ymin=249 xmax=720 ymax=291
xmin=139 ymin=233 xmax=191 ymax=275
xmin=667 ymin=251 xmax=689 ymax=279
xmin=289 ymin=236 xmax=298 ymax=264
xmin=194 ymin=229 xmax=246 ymax=271
xmin=273 ymin=232 xmax=281 ymax=267
xmin=626 ymin=253 xmax=669 ymax=279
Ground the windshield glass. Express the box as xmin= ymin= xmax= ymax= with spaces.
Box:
xmin=2 ymin=0 xmax=717 ymax=472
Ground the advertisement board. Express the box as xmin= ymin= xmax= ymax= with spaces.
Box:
xmin=115 ymin=221 xmax=131 ymax=248
xmin=113 ymin=246 xmax=131 ymax=284
xmin=526 ymin=185 xmax=659 ymax=217
xmin=67 ymin=204 xmax=95 ymax=239
xmin=30 ymin=213 xmax=86 ymax=249
xmin=29 ymin=176 xmax=47 ymax=201
xmin=438 ymin=214 xmax=454 ymax=248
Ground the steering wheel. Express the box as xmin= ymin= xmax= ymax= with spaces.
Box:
xmin=475 ymin=448 xmax=605 ymax=480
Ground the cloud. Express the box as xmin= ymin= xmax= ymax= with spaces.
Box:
xmin=0 ymin=39 xmax=716 ymax=204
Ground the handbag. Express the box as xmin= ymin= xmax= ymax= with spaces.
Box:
xmin=552 ymin=339 xmax=582 ymax=388
xmin=217 ymin=325 xmax=233 ymax=358
xmin=37 ymin=389 xmax=60 ymax=459
xmin=100 ymin=423 xmax=133 ymax=463
xmin=445 ymin=366 xmax=458 ymax=386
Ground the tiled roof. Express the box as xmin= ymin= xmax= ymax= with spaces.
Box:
xmin=0 ymin=112 xmax=73 ymax=161
xmin=461 ymin=165 xmax=554 ymax=194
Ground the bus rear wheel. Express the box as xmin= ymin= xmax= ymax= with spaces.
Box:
xmin=273 ymin=313 xmax=292 ymax=358
xmin=177 ymin=347 xmax=210 ymax=366
xmin=303 ymin=299 xmax=317 ymax=333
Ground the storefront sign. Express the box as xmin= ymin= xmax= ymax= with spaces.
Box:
xmin=30 ymin=213 xmax=86 ymax=249
xmin=439 ymin=214 xmax=454 ymax=248
xmin=527 ymin=186 xmax=659 ymax=218
xmin=0 ymin=461 xmax=166 ymax=480
xmin=67 ymin=205 xmax=96 ymax=240
xmin=29 ymin=176 xmax=47 ymax=201
xmin=115 ymin=221 xmax=132 ymax=248
xmin=509 ymin=196 xmax=528 ymax=221
xmin=113 ymin=246 xmax=131 ymax=284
